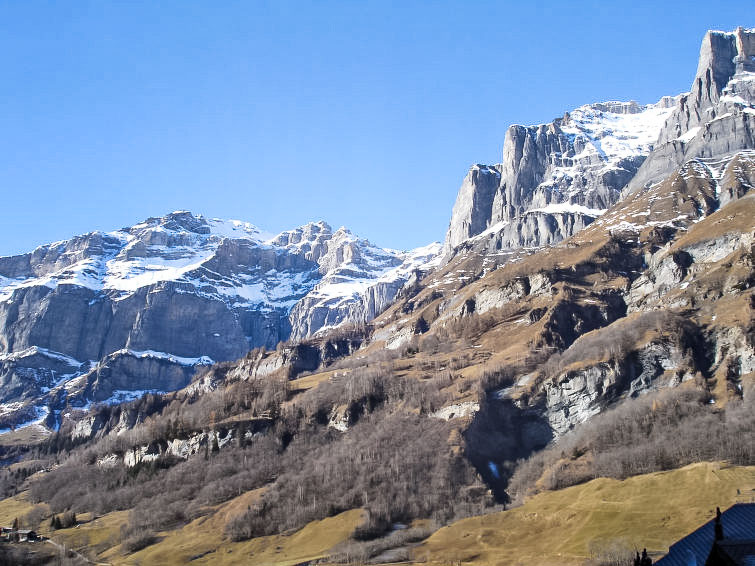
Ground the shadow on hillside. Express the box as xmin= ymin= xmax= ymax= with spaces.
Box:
xmin=464 ymin=396 xmax=552 ymax=503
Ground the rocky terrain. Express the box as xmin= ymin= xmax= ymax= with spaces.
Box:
xmin=0 ymin=26 xmax=752 ymax=566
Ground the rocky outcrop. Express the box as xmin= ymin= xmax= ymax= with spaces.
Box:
xmin=246 ymin=334 xmax=363 ymax=381
xmin=456 ymin=274 xmax=552 ymax=318
xmin=627 ymin=185 xmax=755 ymax=312
xmin=79 ymin=350 xmax=212 ymax=402
xmin=627 ymin=28 xmax=755 ymax=192
xmin=708 ymin=325 xmax=755 ymax=389
xmin=544 ymin=340 xmax=693 ymax=436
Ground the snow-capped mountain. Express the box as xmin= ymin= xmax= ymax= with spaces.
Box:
xmin=627 ymin=27 xmax=755 ymax=192
xmin=443 ymin=97 xmax=679 ymax=255
xmin=0 ymin=211 xmax=439 ymax=426
xmin=445 ymin=28 xmax=755 ymax=260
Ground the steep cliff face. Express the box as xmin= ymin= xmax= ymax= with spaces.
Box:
xmin=288 ymin=239 xmax=441 ymax=340
xmin=444 ymin=98 xmax=677 ymax=254
xmin=627 ymin=27 xmax=755 ymax=192
xmin=445 ymin=27 xmax=755 ymax=259
xmin=445 ymin=165 xmax=502 ymax=251
xmin=0 ymin=213 xmax=305 ymax=362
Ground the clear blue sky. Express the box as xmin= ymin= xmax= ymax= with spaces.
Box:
xmin=0 ymin=1 xmax=748 ymax=255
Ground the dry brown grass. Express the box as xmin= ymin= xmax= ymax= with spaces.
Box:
xmin=0 ymin=486 xmax=362 ymax=566
xmin=106 ymin=500 xmax=363 ymax=566
xmin=0 ymin=424 xmax=52 ymax=447
xmin=670 ymin=193 xmax=755 ymax=251
xmin=416 ymin=462 xmax=755 ymax=566
xmin=0 ymin=491 xmax=35 ymax=528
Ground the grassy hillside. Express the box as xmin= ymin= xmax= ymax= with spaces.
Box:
xmin=417 ymin=462 xmax=755 ymax=566
xmin=0 ymin=489 xmax=363 ymax=566
xmin=3 ymin=462 xmax=748 ymax=565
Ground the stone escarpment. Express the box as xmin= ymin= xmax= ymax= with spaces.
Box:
xmin=628 ymin=27 xmax=755 ymax=192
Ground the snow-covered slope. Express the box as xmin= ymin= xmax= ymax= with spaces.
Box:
xmin=0 ymin=214 xmax=299 ymax=307
xmin=546 ymin=99 xmax=678 ymax=197
xmin=0 ymin=211 xmax=440 ymax=427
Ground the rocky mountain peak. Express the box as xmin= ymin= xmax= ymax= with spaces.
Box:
xmin=697 ymin=27 xmax=755 ymax=90
xmin=269 ymin=221 xmax=333 ymax=262
xmin=0 ymin=211 xmax=442 ymax=426
xmin=444 ymin=28 xmax=755 ymax=260
xmin=443 ymin=96 xmax=677 ymax=255
xmin=626 ymin=28 xmax=755 ymax=193
xmin=126 ymin=211 xmax=269 ymax=244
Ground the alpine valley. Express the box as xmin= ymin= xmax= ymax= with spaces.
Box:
xmin=0 ymin=27 xmax=753 ymax=566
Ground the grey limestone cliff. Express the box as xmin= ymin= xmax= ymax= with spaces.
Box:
xmin=444 ymin=98 xmax=677 ymax=255
xmin=445 ymin=27 xmax=755 ymax=258
xmin=627 ymin=27 xmax=755 ymax=192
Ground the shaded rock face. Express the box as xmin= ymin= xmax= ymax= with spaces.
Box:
xmin=464 ymin=396 xmax=553 ymax=501
xmin=80 ymin=351 xmax=205 ymax=402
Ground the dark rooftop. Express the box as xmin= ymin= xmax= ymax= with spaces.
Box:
xmin=655 ymin=504 xmax=755 ymax=566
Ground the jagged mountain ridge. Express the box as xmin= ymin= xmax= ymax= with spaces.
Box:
xmin=0 ymin=212 xmax=439 ymax=425
xmin=443 ymin=96 xmax=678 ymax=255
xmin=444 ymin=27 xmax=755 ymax=259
